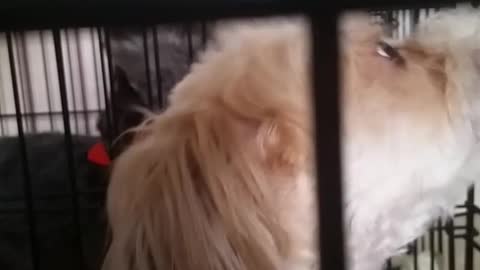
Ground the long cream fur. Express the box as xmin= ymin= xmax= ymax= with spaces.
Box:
xmin=103 ymin=7 xmax=480 ymax=270
xmin=103 ymin=17 xmax=316 ymax=270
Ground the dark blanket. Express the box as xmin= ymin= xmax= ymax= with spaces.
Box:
xmin=0 ymin=133 xmax=108 ymax=270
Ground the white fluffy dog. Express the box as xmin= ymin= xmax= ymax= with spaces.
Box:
xmin=102 ymin=7 xmax=480 ymax=270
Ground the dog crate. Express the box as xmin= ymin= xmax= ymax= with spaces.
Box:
xmin=0 ymin=1 xmax=478 ymax=270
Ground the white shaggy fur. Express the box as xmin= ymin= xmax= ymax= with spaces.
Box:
xmin=343 ymin=8 xmax=480 ymax=270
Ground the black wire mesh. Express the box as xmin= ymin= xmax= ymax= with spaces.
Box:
xmin=0 ymin=22 xmax=212 ymax=270
xmin=0 ymin=1 xmax=477 ymax=270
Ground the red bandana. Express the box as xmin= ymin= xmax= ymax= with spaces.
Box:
xmin=87 ymin=142 xmax=111 ymax=166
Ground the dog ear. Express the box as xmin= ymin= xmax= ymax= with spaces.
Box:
xmin=96 ymin=65 xmax=148 ymax=158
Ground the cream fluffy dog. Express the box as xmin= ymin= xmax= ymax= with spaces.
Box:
xmin=102 ymin=7 xmax=480 ymax=270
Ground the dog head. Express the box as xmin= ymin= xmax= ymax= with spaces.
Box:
xmin=103 ymin=16 xmax=316 ymax=270
xmin=340 ymin=8 xmax=480 ymax=270
xmin=103 ymin=8 xmax=480 ymax=270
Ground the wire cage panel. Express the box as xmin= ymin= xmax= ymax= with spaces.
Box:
xmin=0 ymin=2 xmax=478 ymax=270
xmin=0 ymin=20 xmax=210 ymax=270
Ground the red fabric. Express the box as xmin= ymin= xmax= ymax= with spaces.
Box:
xmin=88 ymin=142 xmax=111 ymax=166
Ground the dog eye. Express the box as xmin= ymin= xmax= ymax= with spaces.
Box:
xmin=376 ymin=41 xmax=400 ymax=60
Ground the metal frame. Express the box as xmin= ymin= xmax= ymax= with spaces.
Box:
xmin=0 ymin=1 xmax=475 ymax=270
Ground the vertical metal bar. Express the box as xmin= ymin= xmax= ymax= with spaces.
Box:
xmin=438 ymin=220 xmax=444 ymax=254
xmin=97 ymin=27 xmax=112 ymax=145
xmin=142 ymin=28 xmax=154 ymax=108
xmin=407 ymin=9 xmax=411 ymax=37
xmin=74 ymin=28 xmax=90 ymax=135
xmin=429 ymin=228 xmax=435 ymax=270
xmin=19 ymin=32 xmax=36 ymax=133
xmin=104 ymin=28 xmax=118 ymax=139
xmin=91 ymin=28 xmax=102 ymax=114
xmin=40 ymin=30 xmax=55 ymax=131
xmin=386 ymin=259 xmax=393 ymax=270
xmin=413 ymin=9 xmax=420 ymax=25
xmin=310 ymin=11 xmax=345 ymax=270
xmin=0 ymin=121 xmax=4 ymax=136
xmin=413 ymin=240 xmax=419 ymax=270
xmin=447 ymin=219 xmax=456 ymax=270
xmin=52 ymin=28 xmax=85 ymax=269
xmin=6 ymin=30 xmax=39 ymax=270
xmin=464 ymin=186 xmax=475 ymax=270
xmin=65 ymin=28 xmax=80 ymax=134
xmin=397 ymin=10 xmax=402 ymax=39
xmin=0 ymin=109 xmax=5 ymax=136
xmin=386 ymin=11 xmax=394 ymax=37
xmin=201 ymin=21 xmax=208 ymax=49
xmin=186 ymin=23 xmax=194 ymax=64
xmin=152 ymin=26 xmax=164 ymax=108
xmin=15 ymin=32 xmax=30 ymax=132
xmin=0 ymin=83 xmax=5 ymax=136
xmin=0 ymin=60 xmax=5 ymax=136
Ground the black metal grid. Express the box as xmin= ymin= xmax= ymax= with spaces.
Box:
xmin=0 ymin=1 xmax=478 ymax=270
